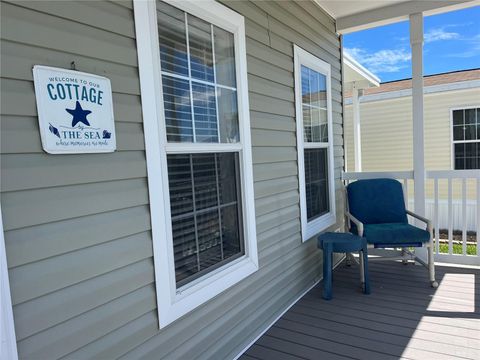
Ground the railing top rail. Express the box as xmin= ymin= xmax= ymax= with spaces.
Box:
xmin=426 ymin=170 xmax=480 ymax=179
xmin=342 ymin=171 xmax=414 ymax=181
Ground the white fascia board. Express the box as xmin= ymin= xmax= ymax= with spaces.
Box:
xmin=344 ymin=79 xmax=480 ymax=105
xmin=336 ymin=0 xmax=478 ymax=34
xmin=343 ymin=52 xmax=380 ymax=87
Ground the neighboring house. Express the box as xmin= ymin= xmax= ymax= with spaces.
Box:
xmin=344 ymin=69 xmax=480 ymax=230
xmin=1 ymin=1 xmax=344 ymax=358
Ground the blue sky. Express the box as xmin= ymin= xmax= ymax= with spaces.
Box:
xmin=343 ymin=6 xmax=480 ymax=82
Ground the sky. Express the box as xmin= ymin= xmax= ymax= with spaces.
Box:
xmin=343 ymin=6 xmax=480 ymax=82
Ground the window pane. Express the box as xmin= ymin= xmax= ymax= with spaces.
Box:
xmin=221 ymin=204 xmax=242 ymax=258
xmin=218 ymin=87 xmax=239 ymax=143
xmin=301 ymin=65 xmax=327 ymax=108
xmin=162 ymin=75 xmax=193 ymax=142
xmin=168 ymin=154 xmax=193 ymax=216
xmin=303 ymin=106 xmax=327 ymax=143
xmin=167 ymin=153 xmax=244 ymax=286
xmin=465 ymin=143 xmax=479 ymax=169
xmin=217 ymin=152 xmax=239 ymax=204
xmin=197 ymin=210 xmax=221 ymax=270
xmin=304 ymin=148 xmax=329 ymax=221
xmin=454 ymin=143 xmax=479 ymax=170
xmin=455 ymin=156 xmax=465 ymax=170
xmin=301 ymin=65 xmax=328 ymax=143
xmin=158 ymin=2 xmax=189 ymax=76
xmin=192 ymin=82 xmax=218 ymax=142
xmin=214 ymin=26 xmax=236 ymax=88
xmin=193 ymin=154 xmax=218 ymax=210
xmin=188 ymin=14 xmax=214 ymax=82
xmin=453 ymin=125 xmax=464 ymax=141
xmin=465 ymin=109 xmax=476 ymax=124
xmin=452 ymin=109 xmax=464 ymax=126
xmin=465 ymin=125 xmax=476 ymax=140
xmin=172 ymin=216 xmax=197 ymax=283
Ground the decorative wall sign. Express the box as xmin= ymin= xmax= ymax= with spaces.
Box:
xmin=32 ymin=65 xmax=116 ymax=154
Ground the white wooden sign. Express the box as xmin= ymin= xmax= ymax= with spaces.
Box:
xmin=33 ymin=65 xmax=116 ymax=154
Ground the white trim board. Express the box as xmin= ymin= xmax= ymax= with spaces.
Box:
xmin=344 ymin=79 xmax=480 ymax=105
xmin=1 ymin=204 xmax=18 ymax=360
xmin=133 ymin=0 xmax=258 ymax=328
xmin=294 ymin=45 xmax=337 ymax=242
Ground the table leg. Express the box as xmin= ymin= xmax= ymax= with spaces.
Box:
xmin=323 ymin=244 xmax=332 ymax=300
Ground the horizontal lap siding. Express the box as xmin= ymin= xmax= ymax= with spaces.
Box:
xmin=0 ymin=1 xmax=344 ymax=359
xmin=0 ymin=1 xmax=152 ymax=359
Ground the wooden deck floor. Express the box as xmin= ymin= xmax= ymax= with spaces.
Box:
xmin=241 ymin=260 xmax=480 ymax=360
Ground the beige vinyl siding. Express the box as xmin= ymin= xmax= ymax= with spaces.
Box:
xmin=1 ymin=1 xmax=344 ymax=359
xmin=344 ymin=87 xmax=479 ymax=200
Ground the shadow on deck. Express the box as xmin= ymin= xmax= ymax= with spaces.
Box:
xmin=241 ymin=261 xmax=480 ymax=360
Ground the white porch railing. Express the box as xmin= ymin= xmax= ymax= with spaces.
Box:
xmin=426 ymin=170 xmax=479 ymax=265
xmin=342 ymin=170 xmax=479 ymax=266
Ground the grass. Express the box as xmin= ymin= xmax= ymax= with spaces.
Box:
xmin=438 ymin=243 xmax=477 ymax=255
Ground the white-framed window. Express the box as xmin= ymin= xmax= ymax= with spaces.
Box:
xmin=451 ymin=106 xmax=480 ymax=170
xmin=133 ymin=0 xmax=258 ymax=328
xmin=294 ymin=45 xmax=336 ymax=242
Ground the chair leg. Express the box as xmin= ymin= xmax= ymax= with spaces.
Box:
xmin=401 ymin=247 xmax=409 ymax=265
xmin=362 ymin=248 xmax=370 ymax=295
xmin=359 ymin=251 xmax=365 ymax=285
xmin=323 ymin=244 xmax=333 ymax=300
xmin=428 ymin=240 xmax=438 ymax=288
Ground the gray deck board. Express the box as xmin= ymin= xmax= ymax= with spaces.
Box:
xmin=242 ymin=261 xmax=480 ymax=360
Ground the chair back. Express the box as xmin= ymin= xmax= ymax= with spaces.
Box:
xmin=346 ymin=178 xmax=408 ymax=225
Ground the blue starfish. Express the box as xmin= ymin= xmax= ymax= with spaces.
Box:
xmin=66 ymin=101 xmax=92 ymax=127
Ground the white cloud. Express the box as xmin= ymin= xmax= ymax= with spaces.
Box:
xmin=345 ymin=47 xmax=411 ymax=73
xmin=424 ymin=28 xmax=460 ymax=43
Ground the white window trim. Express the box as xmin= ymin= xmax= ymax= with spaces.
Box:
xmin=133 ymin=0 xmax=258 ymax=328
xmin=1 ymin=204 xmax=18 ymax=360
xmin=450 ymin=105 xmax=480 ymax=170
xmin=294 ymin=45 xmax=336 ymax=242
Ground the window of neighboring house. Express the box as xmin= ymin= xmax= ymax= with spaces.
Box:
xmin=134 ymin=0 xmax=257 ymax=328
xmin=294 ymin=45 xmax=336 ymax=242
xmin=452 ymin=107 xmax=480 ymax=170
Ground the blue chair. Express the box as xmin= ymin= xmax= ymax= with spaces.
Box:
xmin=345 ymin=178 xmax=437 ymax=288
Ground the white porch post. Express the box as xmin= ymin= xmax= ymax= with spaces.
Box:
xmin=352 ymin=83 xmax=362 ymax=172
xmin=410 ymin=13 xmax=425 ymax=217
xmin=410 ymin=13 xmax=427 ymax=261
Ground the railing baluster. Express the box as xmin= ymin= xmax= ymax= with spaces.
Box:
xmin=448 ymin=178 xmax=453 ymax=255
xmin=462 ymin=178 xmax=467 ymax=256
xmin=434 ymin=178 xmax=439 ymax=254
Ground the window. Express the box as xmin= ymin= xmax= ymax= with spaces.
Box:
xmin=452 ymin=107 xmax=480 ymax=170
xmin=134 ymin=0 xmax=257 ymax=328
xmin=294 ymin=45 xmax=336 ymax=241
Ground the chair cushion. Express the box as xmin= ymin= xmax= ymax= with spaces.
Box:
xmin=362 ymin=223 xmax=430 ymax=245
xmin=347 ymin=178 xmax=408 ymax=225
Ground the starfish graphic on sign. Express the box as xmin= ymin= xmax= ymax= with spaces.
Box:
xmin=66 ymin=101 xmax=92 ymax=127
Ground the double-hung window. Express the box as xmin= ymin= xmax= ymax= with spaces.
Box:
xmin=294 ymin=45 xmax=336 ymax=241
xmin=134 ymin=0 xmax=257 ymax=328
xmin=452 ymin=107 xmax=480 ymax=170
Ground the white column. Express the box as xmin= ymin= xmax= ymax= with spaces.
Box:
xmin=410 ymin=13 xmax=425 ymax=217
xmin=352 ymin=83 xmax=362 ymax=172
xmin=410 ymin=13 xmax=427 ymax=262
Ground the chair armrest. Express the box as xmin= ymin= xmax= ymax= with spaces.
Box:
xmin=345 ymin=212 xmax=364 ymax=237
xmin=406 ymin=210 xmax=432 ymax=233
